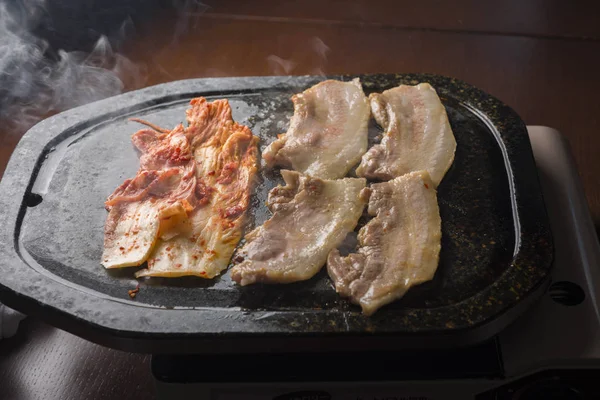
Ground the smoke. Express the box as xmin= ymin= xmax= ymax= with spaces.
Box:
xmin=0 ymin=0 xmax=146 ymax=132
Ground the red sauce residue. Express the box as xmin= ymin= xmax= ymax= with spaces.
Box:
xmin=424 ymin=183 xmax=429 ymax=189
xmin=169 ymin=146 xmax=191 ymax=164
xmin=128 ymin=284 xmax=140 ymax=299
xmin=119 ymin=246 xmax=125 ymax=251
xmin=216 ymin=162 xmax=238 ymax=184
xmin=174 ymin=263 xmax=182 ymax=268
xmin=195 ymin=181 xmax=214 ymax=205
xmin=221 ymin=205 xmax=244 ymax=219
xmin=207 ymin=170 xmax=216 ymax=176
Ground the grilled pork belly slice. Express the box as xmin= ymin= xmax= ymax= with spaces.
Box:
xmin=328 ymin=171 xmax=442 ymax=315
xmin=356 ymin=83 xmax=456 ymax=186
xmin=263 ymin=78 xmax=369 ymax=179
xmin=230 ymin=170 xmax=368 ymax=285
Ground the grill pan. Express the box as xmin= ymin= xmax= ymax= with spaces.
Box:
xmin=0 ymin=74 xmax=553 ymax=353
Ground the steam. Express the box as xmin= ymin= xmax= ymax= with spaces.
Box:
xmin=310 ymin=37 xmax=330 ymax=76
xmin=267 ymin=55 xmax=297 ymax=75
xmin=50 ymin=38 xmax=145 ymax=110
xmin=266 ymin=36 xmax=331 ymax=76
xmin=171 ymin=0 xmax=210 ymax=44
xmin=312 ymin=37 xmax=330 ymax=60
xmin=0 ymin=0 xmax=146 ymax=132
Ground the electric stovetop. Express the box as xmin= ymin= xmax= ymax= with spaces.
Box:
xmin=151 ymin=126 xmax=600 ymax=400
xmin=0 ymin=74 xmax=595 ymax=397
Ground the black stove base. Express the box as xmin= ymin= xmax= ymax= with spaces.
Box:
xmin=152 ymin=339 xmax=503 ymax=384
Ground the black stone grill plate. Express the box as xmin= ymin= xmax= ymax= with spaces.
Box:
xmin=0 ymin=74 xmax=553 ymax=353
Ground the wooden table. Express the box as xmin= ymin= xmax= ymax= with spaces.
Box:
xmin=1 ymin=2 xmax=599 ymax=399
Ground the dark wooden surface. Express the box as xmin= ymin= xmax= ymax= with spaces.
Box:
xmin=0 ymin=319 xmax=154 ymax=400
xmin=1 ymin=2 xmax=600 ymax=399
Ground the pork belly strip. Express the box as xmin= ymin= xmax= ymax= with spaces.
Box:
xmin=230 ymin=170 xmax=368 ymax=285
xmin=327 ymin=171 xmax=442 ymax=315
xmin=356 ymin=83 xmax=456 ymax=186
xmin=263 ymin=78 xmax=369 ymax=179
